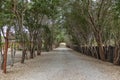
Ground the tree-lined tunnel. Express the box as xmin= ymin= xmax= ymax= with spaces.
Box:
xmin=0 ymin=0 xmax=120 ymax=80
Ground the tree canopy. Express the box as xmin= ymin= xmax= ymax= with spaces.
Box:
xmin=1 ymin=0 xmax=120 ymax=73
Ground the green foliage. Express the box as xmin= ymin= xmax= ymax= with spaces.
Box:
xmin=1 ymin=0 xmax=120 ymax=49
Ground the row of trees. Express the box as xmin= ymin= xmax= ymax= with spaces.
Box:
xmin=0 ymin=0 xmax=61 ymax=73
xmin=2 ymin=0 xmax=120 ymax=74
xmin=62 ymin=0 xmax=120 ymax=65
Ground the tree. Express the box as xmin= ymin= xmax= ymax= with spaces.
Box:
xmin=61 ymin=0 xmax=113 ymax=60
xmin=0 ymin=0 xmax=15 ymax=73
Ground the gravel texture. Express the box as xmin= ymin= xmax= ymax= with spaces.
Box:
xmin=0 ymin=45 xmax=120 ymax=80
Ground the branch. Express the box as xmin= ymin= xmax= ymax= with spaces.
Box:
xmin=97 ymin=0 xmax=104 ymax=21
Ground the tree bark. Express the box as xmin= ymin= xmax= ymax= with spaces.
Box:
xmin=21 ymin=47 xmax=26 ymax=63
xmin=95 ymin=32 xmax=105 ymax=61
xmin=113 ymin=46 xmax=120 ymax=65
xmin=37 ymin=39 xmax=42 ymax=56
xmin=3 ymin=29 xmax=9 ymax=73
xmin=30 ymin=47 xmax=34 ymax=58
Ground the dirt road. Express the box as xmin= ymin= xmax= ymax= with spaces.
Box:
xmin=0 ymin=46 xmax=120 ymax=80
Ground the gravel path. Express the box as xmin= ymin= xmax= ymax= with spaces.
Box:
xmin=0 ymin=46 xmax=120 ymax=80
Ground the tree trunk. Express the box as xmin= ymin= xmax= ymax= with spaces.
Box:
xmin=113 ymin=46 xmax=120 ymax=65
xmin=21 ymin=48 xmax=26 ymax=63
xmin=21 ymin=40 xmax=27 ymax=63
xmin=98 ymin=42 xmax=105 ymax=60
xmin=95 ymin=32 xmax=105 ymax=61
xmin=30 ymin=47 xmax=34 ymax=58
xmin=3 ymin=29 xmax=9 ymax=73
xmin=37 ymin=41 xmax=42 ymax=56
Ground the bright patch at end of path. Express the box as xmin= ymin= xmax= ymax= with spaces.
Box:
xmin=0 ymin=45 xmax=120 ymax=80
